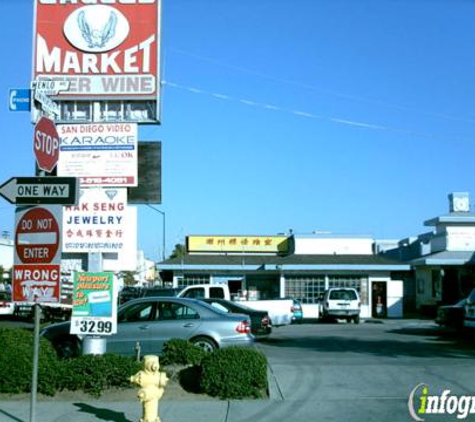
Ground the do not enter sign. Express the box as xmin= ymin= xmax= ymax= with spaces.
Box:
xmin=15 ymin=206 xmax=61 ymax=264
xmin=34 ymin=116 xmax=59 ymax=173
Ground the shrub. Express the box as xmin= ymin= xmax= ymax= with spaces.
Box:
xmin=161 ymin=338 xmax=207 ymax=366
xmin=0 ymin=327 xmax=62 ymax=396
xmin=200 ymin=347 xmax=268 ymax=399
xmin=59 ymin=353 xmax=142 ymax=397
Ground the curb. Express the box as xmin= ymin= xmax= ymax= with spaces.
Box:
xmin=266 ymin=365 xmax=284 ymax=401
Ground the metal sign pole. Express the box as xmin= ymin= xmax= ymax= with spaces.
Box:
xmin=29 ymin=303 xmax=41 ymax=422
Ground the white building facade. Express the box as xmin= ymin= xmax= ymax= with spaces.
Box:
xmin=159 ymin=234 xmax=409 ymax=319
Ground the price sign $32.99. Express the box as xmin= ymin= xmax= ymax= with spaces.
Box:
xmin=76 ymin=319 xmax=113 ymax=334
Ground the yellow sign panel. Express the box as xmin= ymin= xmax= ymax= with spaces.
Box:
xmin=187 ymin=236 xmax=289 ymax=253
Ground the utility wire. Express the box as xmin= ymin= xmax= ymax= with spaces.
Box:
xmin=169 ymin=47 xmax=475 ymax=125
xmin=163 ymin=80 xmax=473 ymax=143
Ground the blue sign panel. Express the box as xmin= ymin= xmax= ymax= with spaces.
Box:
xmin=9 ymin=89 xmax=31 ymax=112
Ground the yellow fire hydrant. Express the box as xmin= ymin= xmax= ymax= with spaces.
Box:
xmin=130 ymin=355 xmax=169 ymax=422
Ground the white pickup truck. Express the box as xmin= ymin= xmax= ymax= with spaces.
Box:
xmin=177 ymin=284 xmax=294 ymax=327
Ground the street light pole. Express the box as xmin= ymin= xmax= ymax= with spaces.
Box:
xmin=147 ymin=205 xmax=166 ymax=261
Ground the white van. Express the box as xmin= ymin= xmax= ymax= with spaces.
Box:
xmin=321 ymin=287 xmax=361 ymax=324
xmin=463 ymin=288 xmax=475 ymax=328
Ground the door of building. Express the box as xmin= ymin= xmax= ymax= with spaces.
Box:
xmin=372 ymin=282 xmax=387 ymax=318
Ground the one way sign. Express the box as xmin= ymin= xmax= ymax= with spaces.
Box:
xmin=0 ymin=177 xmax=78 ymax=205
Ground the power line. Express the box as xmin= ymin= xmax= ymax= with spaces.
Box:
xmin=163 ymin=80 xmax=473 ymax=143
xmin=168 ymin=47 xmax=475 ymax=125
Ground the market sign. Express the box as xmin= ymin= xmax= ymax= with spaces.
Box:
xmin=63 ymin=188 xmax=137 ymax=254
xmin=33 ymin=1 xmax=161 ymax=102
xmin=70 ymin=271 xmax=117 ymax=335
xmin=57 ymin=123 xmax=138 ymax=187
xmin=187 ymin=235 xmax=290 ymax=254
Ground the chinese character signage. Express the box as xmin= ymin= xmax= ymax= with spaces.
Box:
xmin=63 ymin=188 xmax=137 ymax=253
xmin=187 ymin=235 xmax=290 ymax=253
xmin=70 ymin=271 xmax=117 ymax=335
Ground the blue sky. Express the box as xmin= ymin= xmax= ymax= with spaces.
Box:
xmin=1 ymin=0 xmax=475 ymax=261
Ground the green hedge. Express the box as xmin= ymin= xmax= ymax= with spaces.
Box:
xmin=60 ymin=354 xmax=142 ymax=397
xmin=0 ymin=327 xmax=62 ymax=396
xmin=160 ymin=338 xmax=207 ymax=366
xmin=0 ymin=330 xmax=268 ymax=399
xmin=200 ymin=347 xmax=268 ymax=399
xmin=0 ymin=328 xmax=141 ymax=397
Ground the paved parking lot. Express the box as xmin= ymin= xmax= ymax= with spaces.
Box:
xmin=255 ymin=319 xmax=475 ymax=421
xmin=1 ymin=318 xmax=474 ymax=421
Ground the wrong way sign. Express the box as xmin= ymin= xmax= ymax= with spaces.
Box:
xmin=12 ymin=264 xmax=60 ymax=303
xmin=15 ymin=206 xmax=62 ymax=265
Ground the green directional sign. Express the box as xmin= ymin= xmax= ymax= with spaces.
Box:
xmin=0 ymin=177 xmax=78 ymax=205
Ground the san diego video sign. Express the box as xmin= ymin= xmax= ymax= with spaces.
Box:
xmin=33 ymin=0 xmax=162 ymax=123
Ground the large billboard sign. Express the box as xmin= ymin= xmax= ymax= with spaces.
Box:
xmin=33 ymin=0 xmax=161 ymax=122
xmin=57 ymin=123 xmax=138 ymax=187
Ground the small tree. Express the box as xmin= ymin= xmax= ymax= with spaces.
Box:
xmin=169 ymin=244 xmax=186 ymax=259
xmin=121 ymin=271 xmax=137 ymax=286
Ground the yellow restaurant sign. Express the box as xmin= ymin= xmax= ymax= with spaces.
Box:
xmin=187 ymin=235 xmax=289 ymax=253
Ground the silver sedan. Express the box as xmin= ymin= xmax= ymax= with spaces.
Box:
xmin=42 ymin=297 xmax=255 ymax=357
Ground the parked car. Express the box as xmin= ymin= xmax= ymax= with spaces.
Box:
xmin=41 ymin=297 xmax=254 ymax=358
xmin=14 ymin=302 xmax=34 ymax=320
xmin=118 ymin=286 xmax=142 ymax=305
xmin=178 ymin=284 xmax=294 ymax=327
xmin=436 ymin=298 xmax=466 ymax=329
xmin=200 ymin=298 xmax=272 ymax=338
xmin=464 ymin=288 xmax=475 ymax=329
xmin=290 ymin=299 xmax=303 ymax=323
xmin=140 ymin=287 xmax=181 ymax=298
xmin=321 ymin=287 xmax=361 ymax=323
xmin=0 ymin=291 xmax=15 ymax=317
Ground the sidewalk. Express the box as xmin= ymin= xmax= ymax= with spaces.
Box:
xmin=0 ymin=363 xmax=411 ymax=422
xmin=0 ymin=366 xmax=281 ymax=422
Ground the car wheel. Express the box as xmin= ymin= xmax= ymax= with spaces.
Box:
xmin=55 ymin=337 xmax=80 ymax=359
xmin=353 ymin=315 xmax=360 ymax=324
xmin=191 ymin=336 xmax=217 ymax=353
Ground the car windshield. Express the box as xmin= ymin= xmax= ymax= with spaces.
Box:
xmin=329 ymin=290 xmax=357 ymax=300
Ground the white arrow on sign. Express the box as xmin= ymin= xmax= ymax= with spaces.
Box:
xmin=0 ymin=177 xmax=78 ymax=205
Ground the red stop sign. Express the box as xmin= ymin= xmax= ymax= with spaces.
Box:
xmin=34 ymin=117 xmax=60 ymax=172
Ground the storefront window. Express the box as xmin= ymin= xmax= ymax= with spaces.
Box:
xmin=246 ymin=277 xmax=280 ymax=300
xmin=177 ymin=275 xmax=210 ymax=289
xmin=285 ymin=276 xmax=325 ymax=304
xmin=328 ymin=275 xmax=368 ymax=305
